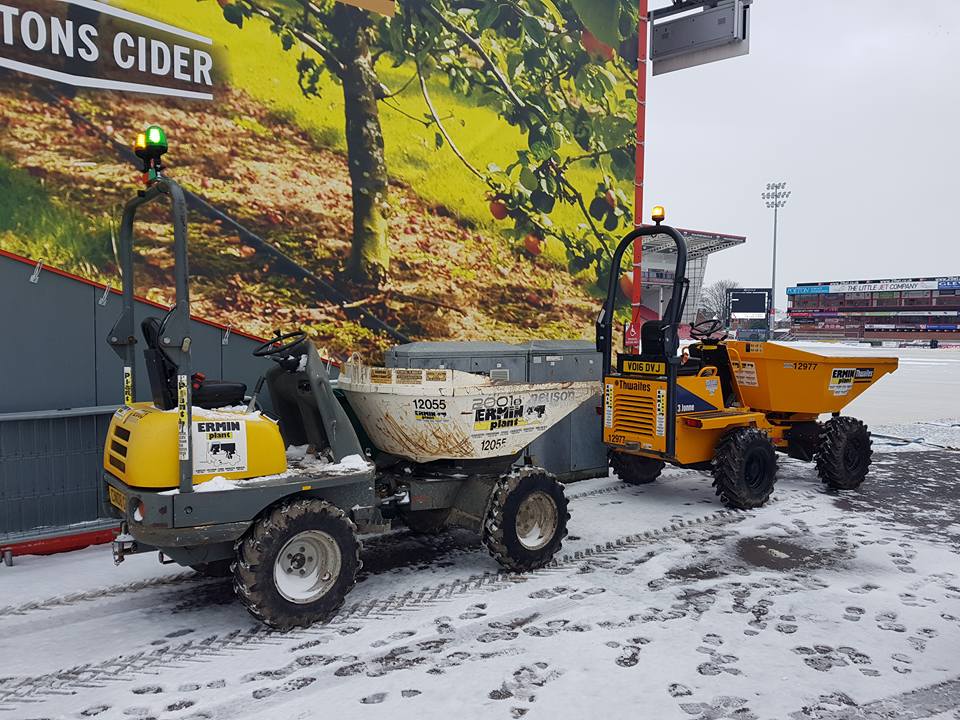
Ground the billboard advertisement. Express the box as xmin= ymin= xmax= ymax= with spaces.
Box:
xmin=789 ymin=277 xmax=959 ymax=295
xmin=0 ymin=0 xmax=642 ymax=358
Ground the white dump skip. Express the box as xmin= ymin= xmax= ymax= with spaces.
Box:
xmin=337 ymin=361 xmax=599 ymax=463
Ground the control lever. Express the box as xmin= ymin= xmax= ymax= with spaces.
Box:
xmin=246 ymin=375 xmax=266 ymax=413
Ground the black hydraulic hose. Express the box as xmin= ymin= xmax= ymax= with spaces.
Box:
xmin=37 ymin=88 xmax=411 ymax=344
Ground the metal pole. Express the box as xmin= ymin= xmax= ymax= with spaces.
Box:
xmin=762 ymin=182 xmax=789 ymax=337
xmin=771 ymin=201 xmax=778 ymax=335
xmin=632 ymin=0 xmax=649 ymax=331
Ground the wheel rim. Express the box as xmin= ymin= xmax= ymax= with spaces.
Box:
xmin=744 ymin=450 xmax=768 ymax=492
xmin=273 ymin=530 xmax=342 ymax=604
xmin=843 ymin=436 xmax=866 ymax=474
xmin=514 ymin=491 xmax=559 ymax=551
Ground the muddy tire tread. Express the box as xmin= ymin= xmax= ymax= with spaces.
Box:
xmin=711 ymin=427 xmax=778 ymax=509
xmin=815 ymin=416 xmax=872 ymax=490
xmin=233 ymin=498 xmax=360 ymax=630
xmin=482 ymin=467 xmax=570 ymax=572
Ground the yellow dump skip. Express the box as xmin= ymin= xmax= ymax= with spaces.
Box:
xmin=724 ymin=341 xmax=899 ymax=416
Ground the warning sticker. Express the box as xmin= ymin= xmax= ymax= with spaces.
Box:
xmin=177 ymin=375 xmax=190 ymax=461
xmin=123 ymin=366 xmax=134 ymax=406
xmin=426 ymin=370 xmax=448 ymax=382
xmin=370 ymin=368 xmax=393 ymax=384
xmin=193 ymin=419 xmax=248 ymax=474
xmin=828 ymin=368 xmax=856 ymax=397
xmin=655 ymin=388 xmax=666 ymax=437
xmin=604 ymin=383 xmax=614 ymax=429
xmin=733 ymin=361 xmax=759 ymax=387
xmin=395 ymin=369 xmax=424 ymax=385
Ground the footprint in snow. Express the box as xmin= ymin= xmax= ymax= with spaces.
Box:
xmin=81 ymin=706 xmax=110 ymax=717
xmin=360 ymin=692 xmax=388 ymax=705
xmin=678 ymin=695 xmax=757 ymax=720
xmin=165 ymin=628 xmax=195 ymax=639
xmin=166 ymin=699 xmax=195 ymax=711
xmin=132 ymin=686 xmax=163 ymax=695
xmin=401 ymin=689 xmax=421 ymax=698
xmin=616 ymin=646 xmax=642 ymax=667
xmin=843 ymin=606 xmax=865 ymax=621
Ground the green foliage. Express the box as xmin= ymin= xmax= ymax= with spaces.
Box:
xmin=0 ymin=158 xmax=113 ymax=278
xmin=222 ymin=0 xmax=640 ymax=283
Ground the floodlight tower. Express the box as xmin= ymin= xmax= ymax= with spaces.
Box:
xmin=762 ymin=182 xmax=790 ymax=334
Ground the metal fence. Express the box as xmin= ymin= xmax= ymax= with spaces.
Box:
xmin=0 ymin=252 xmax=269 ymax=543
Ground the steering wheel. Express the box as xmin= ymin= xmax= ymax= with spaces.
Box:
xmin=689 ymin=319 xmax=728 ymax=342
xmin=253 ymin=330 xmax=309 ymax=358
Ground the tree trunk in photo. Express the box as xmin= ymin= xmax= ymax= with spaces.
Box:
xmin=331 ymin=5 xmax=390 ymax=285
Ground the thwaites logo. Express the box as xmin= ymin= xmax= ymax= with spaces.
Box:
xmin=0 ymin=1 xmax=218 ymax=99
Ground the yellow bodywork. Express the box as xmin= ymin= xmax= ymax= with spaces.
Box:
xmin=604 ymin=341 xmax=899 ymax=466
xmin=723 ymin=341 xmax=899 ymax=415
xmin=103 ymin=403 xmax=287 ymax=489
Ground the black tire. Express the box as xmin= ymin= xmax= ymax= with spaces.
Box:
xmin=402 ymin=509 xmax=449 ymax=535
xmin=711 ymin=427 xmax=778 ymax=509
xmin=609 ymin=451 xmax=665 ymax=485
xmin=233 ymin=498 xmax=360 ymax=630
xmin=816 ymin=417 xmax=872 ymax=490
xmin=191 ymin=559 xmax=233 ymax=578
xmin=482 ymin=468 xmax=569 ymax=572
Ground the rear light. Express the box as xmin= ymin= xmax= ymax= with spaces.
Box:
xmin=683 ymin=418 xmax=703 ymax=428
xmin=132 ymin=499 xmax=145 ymax=522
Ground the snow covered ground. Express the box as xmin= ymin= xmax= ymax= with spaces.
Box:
xmin=1 ymin=344 xmax=958 ymax=720
xmin=2 ymin=448 xmax=959 ymax=720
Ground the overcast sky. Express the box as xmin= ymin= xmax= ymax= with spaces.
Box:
xmin=644 ymin=0 xmax=960 ymax=308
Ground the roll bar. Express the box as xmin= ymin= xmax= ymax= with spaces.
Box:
xmin=595 ymin=224 xmax=689 ymax=376
xmin=106 ymin=177 xmax=195 ymax=495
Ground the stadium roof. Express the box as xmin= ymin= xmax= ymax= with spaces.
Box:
xmin=643 ymin=228 xmax=747 ymax=260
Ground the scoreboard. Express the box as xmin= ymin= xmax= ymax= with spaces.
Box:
xmin=728 ymin=288 xmax=771 ymax=320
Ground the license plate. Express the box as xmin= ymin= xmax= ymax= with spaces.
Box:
xmin=622 ymin=360 xmax=666 ymax=375
xmin=108 ymin=485 xmax=127 ymax=513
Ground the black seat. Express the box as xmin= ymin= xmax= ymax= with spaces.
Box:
xmin=640 ymin=320 xmax=670 ymax=359
xmin=141 ymin=317 xmax=246 ymax=410
xmin=639 ymin=319 xmax=703 ymax=375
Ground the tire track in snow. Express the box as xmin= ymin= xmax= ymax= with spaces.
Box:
xmin=0 ymin=481 xmax=633 ymax=620
xmin=0 ymin=495 xmax=785 ymax=711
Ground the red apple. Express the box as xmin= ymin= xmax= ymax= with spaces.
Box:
xmin=580 ymin=29 xmax=615 ymax=62
xmin=524 ymin=233 xmax=543 ymax=256
xmin=489 ymin=200 xmax=509 ymax=220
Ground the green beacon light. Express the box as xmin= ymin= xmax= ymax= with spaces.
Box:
xmin=134 ymin=125 xmax=168 ymax=184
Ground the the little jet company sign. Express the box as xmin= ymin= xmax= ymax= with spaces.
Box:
xmin=0 ymin=0 xmax=217 ymax=99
